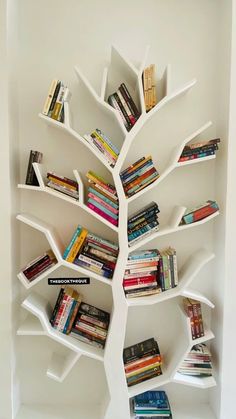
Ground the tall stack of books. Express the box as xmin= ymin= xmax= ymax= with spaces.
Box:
xmin=120 ymin=156 xmax=159 ymax=198
xmin=25 ymin=150 xmax=43 ymax=186
xmin=158 ymin=248 xmax=178 ymax=291
xmin=108 ymin=83 xmax=140 ymax=131
xmin=83 ymin=128 xmax=120 ymax=168
xmin=183 ymin=298 xmax=204 ymax=340
xmin=123 ymin=338 xmax=162 ymax=387
xmin=128 ymin=202 xmax=160 ymax=246
xmin=86 ymin=171 xmax=119 ymax=226
xmin=180 ymin=200 xmax=219 ymax=225
xmin=142 ymin=64 xmax=157 ymax=112
xmin=22 ymin=250 xmax=57 ymax=283
xmin=70 ymin=302 xmax=110 ymax=349
xmin=63 ymin=225 xmax=119 ymax=279
xmin=178 ymin=343 xmax=213 ymax=377
xmin=42 ymin=79 xmax=71 ymax=123
xmin=178 ymin=138 xmax=220 ymax=162
xmin=50 ymin=286 xmax=82 ymax=334
xmin=132 ymin=390 xmax=172 ymax=418
xmin=47 ymin=172 xmax=79 ymax=200
xmin=123 ymin=249 xmax=161 ymax=298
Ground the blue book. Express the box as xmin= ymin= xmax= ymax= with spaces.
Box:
xmin=122 ymin=161 xmax=154 ymax=185
xmin=126 ymin=172 xmax=159 ymax=195
xmin=88 ymin=187 xmax=119 ymax=209
xmin=128 ymin=250 xmax=159 ymax=260
xmin=128 ymin=221 xmax=159 ymax=241
xmin=88 ymin=198 xmax=119 ymax=220
xmin=134 ymin=390 xmax=170 ymax=410
xmin=63 ymin=299 xmax=77 ymax=334
xmin=63 ymin=225 xmax=82 ymax=259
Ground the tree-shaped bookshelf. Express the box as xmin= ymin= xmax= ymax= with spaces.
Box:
xmin=17 ymin=45 xmax=219 ymax=419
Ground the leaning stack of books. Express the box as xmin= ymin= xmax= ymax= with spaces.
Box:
xmin=123 ymin=249 xmax=161 ymax=298
xmin=178 ymin=138 xmax=220 ymax=163
xmin=183 ymin=298 xmax=204 ymax=340
xmin=50 ymin=286 xmax=82 ymax=334
xmin=25 ymin=150 xmax=43 ymax=186
xmin=178 ymin=343 xmax=213 ymax=377
xmin=128 ymin=202 xmax=160 ymax=246
xmin=180 ymin=200 xmax=219 ymax=225
xmin=120 ymin=156 xmax=159 ymax=198
xmin=123 ymin=337 xmax=162 ymax=387
xmin=108 ymin=83 xmax=140 ymax=131
xmin=63 ymin=225 xmax=119 ymax=279
xmin=132 ymin=390 xmax=172 ymax=418
xmin=142 ymin=64 xmax=157 ymax=112
xmin=70 ymin=302 xmax=110 ymax=349
xmin=42 ymin=79 xmax=71 ymax=123
xmin=158 ymin=248 xmax=178 ymax=291
xmin=22 ymin=250 xmax=57 ymax=283
xmin=46 ymin=172 xmax=79 ymax=200
xmin=83 ymin=128 xmax=120 ymax=168
xmin=86 ymin=171 xmax=119 ymax=226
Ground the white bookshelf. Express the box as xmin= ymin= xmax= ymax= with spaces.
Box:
xmin=15 ymin=42 xmax=221 ymax=419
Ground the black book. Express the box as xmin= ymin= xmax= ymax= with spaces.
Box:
xmin=128 ymin=202 xmax=159 ymax=225
xmin=119 ymin=83 xmax=141 ymax=119
xmin=25 ymin=150 xmax=43 ymax=186
xmin=113 ymin=92 xmax=133 ymax=130
xmin=50 ymin=288 xmax=65 ymax=326
xmin=76 ymin=302 xmax=110 ymax=323
xmin=123 ymin=338 xmax=160 ymax=364
xmin=48 ymin=81 xmax=61 ymax=116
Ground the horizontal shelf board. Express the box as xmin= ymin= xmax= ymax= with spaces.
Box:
xmin=129 ymin=211 xmax=219 ymax=251
xmin=16 ymin=404 xmax=103 ymax=419
xmin=47 ymin=351 xmax=79 ymax=383
xmin=22 ymin=293 xmax=104 ymax=361
xmin=176 ymin=154 xmax=216 ymax=167
xmin=172 ymin=371 xmax=216 ymax=389
xmin=17 ymin=315 xmax=45 ymax=336
xmin=182 ymin=288 xmax=214 ymax=308
xmin=18 ymin=184 xmax=41 ymax=191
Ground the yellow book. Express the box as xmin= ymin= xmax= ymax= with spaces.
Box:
xmin=47 ymin=176 xmax=77 ymax=191
xmin=66 ymin=229 xmax=88 ymax=263
xmin=126 ymin=361 xmax=162 ymax=378
xmin=92 ymin=131 xmax=118 ymax=159
xmin=51 ymin=102 xmax=63 ymax=121
xmin=42 ymin=79 xmax=59 ymax=115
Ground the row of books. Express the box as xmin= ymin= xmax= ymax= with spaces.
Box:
xmin=178 ymin=343 xmax=212 ymax=377
xmin=47 ymin=172 xmax=79 ymax=199
xmin=42 ymin=79 xmax=71 ymax=122
xmin=180 ymin=200 xmax=219 ymax=225
xmin=128 ymin=202 xmax=160 ymax=246
xmin=25 ymin=150 xmax=43 ymax=186
xmin=63 ymin=225 xmax=119 ymax=279
xmin=183 ymin=298 xmax=204 ymax=340
xmin=83 ymin=128 xmax=120 ymax=168
xmin=178 ymin=138 xmax=220 ymax=162
xmin=22 ymin=250 xmax=57 ymax=283
xmin=50 ymin=286 xmax=110 ymax=349
xmin=86 ymin=171 xmax=119 ymax=226
xmin=120 ymin=156 xmax=159 ymax=198
xmin=132 ymin=390 xmax=172 ymax=418
xmin=123 ymin=337 xmax=162 ymax=387
xmin=108 ymin=83 xmax=140 ymax=131
xmin=142 ymin=64 xmax=157 ymax=112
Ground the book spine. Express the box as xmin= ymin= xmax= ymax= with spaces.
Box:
xmin=86 ymin=233 xmax=119 ymax=252
xmin=119 ymin=83 xmax=140 ymax=118
xmin=126 ymin=172 xmax=159 ymax=195
xmin=66 ymin=229 xmax=88 ymax=263
xmin=113 ymin=92 xmax=133 ymax=129
xmin=117 ymin=89 xmax=136 ymax=125
xmin=88 ymin=187 xmax=118 ymax=209
xmin=122 ymin=160 xmax=153 ymax=185
xmin=87 ymin=203 xmax=118 ymax=226
xmin=95 ymin=129 xmax=120 ymax=155
xmin=51 ymin=84 xmax=66 ymax=120
xmin=25 ymin=151 xmax=39 ymax=185
xmin=120 ymin=156 xmax=152 ymax=180
xmin=63 ymin=226 xmax=82 ymax=259
xmin=91 ymin=131 xmax=118 ymax=159
xmin=24 ymin=258 xmax=52 ymax=280
xmin=88 ymin=193 xmax=119 ymax=214
xmin=128 ymin=204 xmax=158 ymax=225
xmin=108 ymin=94 xmax=130 ymax=130
xmin=183 ymin=204 xmax=218 ymax=224
xmin=42 ymin=79 xmax=59 ymax=115
xmin=48 ymin=81 xmax=61 ymax=115
xmin=66 ymin=300 xmax=81 ymax=334
xmin=50 ymin=288 xmax=65 ymax=326
xmin=59 ymin=297 xmax=74 ymax=332
xmin=54 ymin=293 xmax=70 ymax=329
xmin=88 ymin=183 xmax=118 ymax=202
xmin=86 ymin=171 xmax=116 ymax=194
xmin=123 ymin=275 xmax=157 ymax=286
xmin=128 ymin=221 xmax=159 ymax=242
xmin=84 ymin=135 xmax=116 ymax=167
xmin=63 ymin=299 xmax=77 ymax=334
xmin=128 ymin=226 xmax=159 ymax=246
xmin=79 ymin=314 xmax=108 ymax=329
xmin=88 ymin=198 xmax=118 ymax=220
xmin=47 ymin=172 xmax=78 ymax=188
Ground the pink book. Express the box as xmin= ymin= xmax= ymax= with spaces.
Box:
xmin=87 ymin=203 xmax=118 ymax=226
xmin=88 ymin=192 xmax=119 ymax=215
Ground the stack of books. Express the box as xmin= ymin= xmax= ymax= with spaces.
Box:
xmin=120 ymin=156 xmax=159 ymax=198
xmin=86 ymin=171 xmax=119 ymax=226
xmin=178 ymin=138 xmax=220 ymax=163
xmin=123 ymin=249 xmax=161 ymax=298
xmin=83 ymin=128 xmax=120 ymax=168
xmin=178 ymin=343 xmax=213 ymax=377
xmin=132 ymin=390 xmax=172 ymax=418
xmin=70 ymin=302 xmax=110 ymax=349
xmin=50 ymin=286 xmax=82 ymax=334
xmin=142 ymin=64 xmax=157 ymax=112
xmin=47 ymin=172 xmax=79 ymax=200
xmin=63 ymin=225 xmax=119 ymax=279
xmin=22 ymin=250 xmax=57 ymax=283
xmin=123 ymin=338 xmax=162 ymax=387
xmin=108 ymin=83 xmax=140 ymax=131
xmin=42 ymin=79 xmax=71 ymax=123
xmin=158 ymin=248 xmax=178 ymax=291
xmin=183 ymin=298 xmax=204 ymax=340
xmin=25 ymin=150 xmax=43 ymax=186
xmin=180 ymin=200 xmax=219 ymax=225
xmin=128 ymin=202 xmax=160 ymax=246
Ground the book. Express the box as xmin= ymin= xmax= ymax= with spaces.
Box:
xmin=25 ymin=150 xmax=43 ymax=186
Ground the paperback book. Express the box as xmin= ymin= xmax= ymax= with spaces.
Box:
xmin=108 ymin=83 xmax=140 ymax=131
